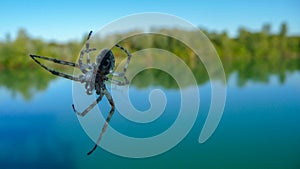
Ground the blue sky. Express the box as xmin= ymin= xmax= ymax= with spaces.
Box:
xmin=0 ymin=0 xmax=299 ymax=42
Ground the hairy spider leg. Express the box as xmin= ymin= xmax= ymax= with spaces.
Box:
xmin=86 ymin=31 xmax=92 ymax=65
xmin=108 ymin=44 xmax=133 ymax=85
xmin=87 ymin=87 xmax=115 ymax=155
xmin=87 ymin=30 xmax=93 ymax=40
xmin=30 ymin=54 xmax=78 ymax=67
xmin=78 ymin=31 xmax=97 ymax=74
xmin=29 ymin=54 xmax=81 ymax=82
xmin=115 ymin=44 xmax=132 ymax=74
xmin=108 ymin=77 xmax=129 ymax=86
xmin=72 ymin=92 xmax=104 ymax=117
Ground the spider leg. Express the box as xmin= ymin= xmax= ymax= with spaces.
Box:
xmin=87 ymin=30 xmax=93 ymax=40
xmin=78 ymin=31 xmax=96 ymax=73
xmin=87 ymin=87 xmax=115 ymax=155
xmin=72 ymin=92 xmax=104 ymax=117
xmin=108 ymin=44 xmax=132 ymax=86
xmin=30 ymin=54 xmax=78 ymax=67
xmin=108 ymin=77 xmax=129 ymax=86
xmin=115 ymin=44 xmax=132 ymax=74
xmin=29 ymin=54 xmax=81 ymax=82
xmin=86 ymin=31 xmax=93 ymax=65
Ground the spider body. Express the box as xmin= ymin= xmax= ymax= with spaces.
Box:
xmin=29 ymin=31 xmax=131 ymax=155
xmin=97 ymin=49 xmax=115 ymax=75
xmin=79 ymin=49 xmax=115 ymax=95
xmin=94 ymin=49 xmax=115 ymax=94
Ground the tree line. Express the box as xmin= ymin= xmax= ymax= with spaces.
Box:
xmin=0 ymin=23 xmax=299 ymax=99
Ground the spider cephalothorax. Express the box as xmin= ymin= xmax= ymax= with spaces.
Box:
xmin=78 ymin=48 xmax=116 ymax=95
xmin=29 ymin=31 xmax=131 ymax=155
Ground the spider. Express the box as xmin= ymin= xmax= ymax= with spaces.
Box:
xmin=29 ymin=31 xmax=132 ymax=155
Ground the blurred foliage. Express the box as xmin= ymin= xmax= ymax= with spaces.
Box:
xmin=0 ymin=23 xmax=299 ymax=99
xmin=207 ymin=23 xmax=300 ymax=86
xmin=0 ymin=29 xmax=82 ymax=100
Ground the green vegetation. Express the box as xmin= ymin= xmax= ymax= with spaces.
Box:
xmin=207 ymin=23 xmax=300 ymax=85
xmin=0 ymin=29 xmax=82 ymax=100
xmin=0 ymin=23 xmax=299 ymax=99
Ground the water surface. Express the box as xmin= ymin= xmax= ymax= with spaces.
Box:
xmin=0 ymin=71 xmax=299 ymax=169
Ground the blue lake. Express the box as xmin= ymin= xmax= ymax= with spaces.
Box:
xmin=0 ymin=71 xmax=299 ymax=169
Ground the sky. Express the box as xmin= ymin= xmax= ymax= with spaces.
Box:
xmin=0 ymin=0 xmax=299 ymax=42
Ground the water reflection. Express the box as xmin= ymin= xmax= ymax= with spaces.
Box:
xmin=1 ymin=54 xmax=298 ymax=100
xmin=0 ymin=68 xmax=55 ymax=100
xmin=0 ymin=71 xmax=299 ymax=168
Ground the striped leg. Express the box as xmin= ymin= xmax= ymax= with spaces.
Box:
xmin=115 ymin=44 xmax=132 ymax=74
xmin=72 ymin=92 xmax=104 ymax=117
xmin=29 ymin=54 xmax=81 ymax=82
xmin=85 ymin=31 xmax=93 ymax=65
xmin=78 ymin=31 xmax=96 ymax=73
xmin=108 ymin=77 xmax=129 ymax=86
xmin=110 ymin=44 xmax=132 ymax=86
xmin=87 ymin=87 xmax=115 ymax=155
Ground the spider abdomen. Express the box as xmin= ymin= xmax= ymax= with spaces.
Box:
xmin=94 ymin=49 xmax=115 ymax=94
xmin=96 ymin=49 xmax=115 ymax=75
